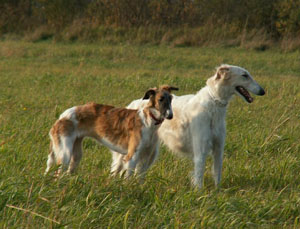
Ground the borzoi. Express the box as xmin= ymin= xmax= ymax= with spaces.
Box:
xmin=45 ymin=85 xmax=178 ymax=178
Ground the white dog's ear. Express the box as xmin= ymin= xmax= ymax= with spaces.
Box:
xmin=216 ymin=66 xmax=230 ymax=80
xmin=143 ymin=88 xmax=157 ymax=100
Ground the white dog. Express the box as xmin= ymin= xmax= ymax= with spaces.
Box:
xmin=45 ymin=85 xmax=178 ymax=178
xmin=111 ymin=64 xmax=265 ymax=189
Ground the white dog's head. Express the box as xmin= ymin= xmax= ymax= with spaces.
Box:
xmin=210 ymin=64 xmax=265 ymax=103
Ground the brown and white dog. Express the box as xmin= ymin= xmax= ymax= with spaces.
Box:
xmin=44 ymin=85 xmax=178 ymax=178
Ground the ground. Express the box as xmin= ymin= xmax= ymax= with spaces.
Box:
xmin=0 ymin=40 xmax=300 ymax=228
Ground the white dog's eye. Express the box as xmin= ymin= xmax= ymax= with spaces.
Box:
xmin=242 ymin=74 xmax=249 ymax=78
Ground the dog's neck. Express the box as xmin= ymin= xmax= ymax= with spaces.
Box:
xmin=142 ymin=107 xmax=164 ymax=127
xmin=149 ymin=111 xmax=164 ymax=125
xmin=207 ymin=86 xmax=228 ymax=107
xmin=206 ymin=77 xmax=233 ymax=107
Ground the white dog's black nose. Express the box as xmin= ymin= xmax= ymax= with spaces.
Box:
xmin=258 ymin=87 xmax=265 ymax=96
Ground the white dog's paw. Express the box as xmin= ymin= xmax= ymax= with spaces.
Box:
xmin=190 ymin=172 xmax=203 ymax=189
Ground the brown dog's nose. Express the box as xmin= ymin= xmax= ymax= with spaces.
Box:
xmin=166 ymin=112 xmax=173 ymax=120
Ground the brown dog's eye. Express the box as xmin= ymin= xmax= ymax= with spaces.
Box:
xmin=159 ymin=97 xmax=165 ymax=101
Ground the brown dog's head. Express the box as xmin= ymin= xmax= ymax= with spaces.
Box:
xmin=143 ymin=85 xmax=179 ymax=121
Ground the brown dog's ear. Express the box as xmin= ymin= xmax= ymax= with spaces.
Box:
xmin=143 ymin=88 xmax=157 ymax=100
xmin=160 ymin=85 xmax=179 ymax=93
xmin=216 ymin=66 xmax=230 ymax=80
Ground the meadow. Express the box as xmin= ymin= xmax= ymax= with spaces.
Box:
xmin=0 ymin=40 xmax=300 ymax=228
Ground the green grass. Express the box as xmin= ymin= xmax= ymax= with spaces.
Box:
xmin=0 ymin=40 xmax=300 ymax=228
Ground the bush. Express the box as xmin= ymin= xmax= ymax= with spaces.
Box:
xmin=275 ymin=0 xmax=300 ymax=35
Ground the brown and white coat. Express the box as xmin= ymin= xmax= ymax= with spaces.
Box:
xmin=45 ymin=85 xmax=178 ymax=178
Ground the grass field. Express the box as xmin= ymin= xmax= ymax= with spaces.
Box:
xmin=0 ymin=40 xmax=300 ymax=228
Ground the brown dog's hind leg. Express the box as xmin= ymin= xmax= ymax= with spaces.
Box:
xmin=68 ymin=137 xmax=83 ymax=174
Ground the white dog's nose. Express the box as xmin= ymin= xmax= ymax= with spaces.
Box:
xmin=258 ymin=87 xmax=265 ymax=96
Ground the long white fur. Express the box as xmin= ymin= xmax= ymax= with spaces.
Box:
xmin=113 ymin=64 xmax=265 ymax=189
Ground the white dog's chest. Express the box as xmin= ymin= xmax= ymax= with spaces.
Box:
xmin=209 ymin=107 xmax=226 ymax=135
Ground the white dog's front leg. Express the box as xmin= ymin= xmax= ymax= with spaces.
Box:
xmin=191 ymin=132 xmax=212 ymax=189
xmin=192 ymin=148 xmax=209 ymax=189
xmin=212 ymin=133 xmax=225 ymax=187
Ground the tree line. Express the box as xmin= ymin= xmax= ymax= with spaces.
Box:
xmin=0 ymin=0 xmax=299 ymax=43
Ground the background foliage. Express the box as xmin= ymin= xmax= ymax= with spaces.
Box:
xmin=0 ymin=0 xmax=299 ymax=49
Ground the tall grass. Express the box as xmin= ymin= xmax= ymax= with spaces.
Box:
xmin=0 ymin=41 xmax=299 ymax=228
